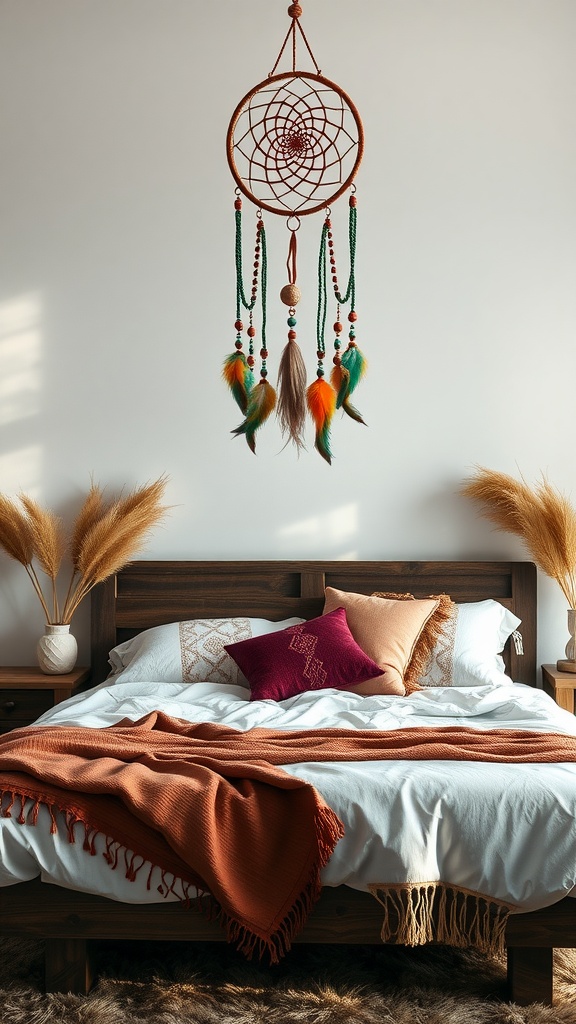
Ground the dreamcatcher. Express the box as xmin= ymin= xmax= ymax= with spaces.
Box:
xmin=223 ymin=2 xmax=365 ymax=463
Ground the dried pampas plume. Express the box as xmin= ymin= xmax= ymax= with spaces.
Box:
xmin=0 ymin=476 xmax=170 ymax=624
xmin=461 ymin=466 xmax=576 ymax=608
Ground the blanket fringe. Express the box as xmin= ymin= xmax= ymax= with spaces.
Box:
xmin=1 ymin=789 xmax=344 ymax=966
xmin=212 ymin=802 xmax=345 ymax=964
xmin=368 ymin=882 xmax=514 ymax=954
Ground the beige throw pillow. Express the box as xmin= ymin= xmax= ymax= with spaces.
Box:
xmin=323 ymin=588 xmax=440 ymax=696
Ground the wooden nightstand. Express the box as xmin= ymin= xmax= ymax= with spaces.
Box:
xmin=542 ymin=664 xmax=576 ymax=714
xmin=0 ymin=666 xmax=90 ymax=733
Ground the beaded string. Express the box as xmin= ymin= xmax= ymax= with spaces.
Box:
xmin=316 ymin=194 xmax=358 ymax=375
xmin=234 ymin=194 xmax=268 ymax=382
xmin=327 ymin=192 xmax=358 ymax=370
xmin=316 ymin=219 xmax=329 ymax=379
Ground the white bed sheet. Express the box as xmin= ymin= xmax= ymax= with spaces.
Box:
xmin=1 ymin=680 xmax=576 ymax=917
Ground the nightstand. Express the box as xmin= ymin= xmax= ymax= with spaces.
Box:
xmin=542 ymin=664 xmax=576 ymax=714
xmin=0 ymin=666 xmax=90 ymax=734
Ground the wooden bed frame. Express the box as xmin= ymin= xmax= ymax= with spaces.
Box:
xmin=1 ymin=559 xmax=575 ymax=1006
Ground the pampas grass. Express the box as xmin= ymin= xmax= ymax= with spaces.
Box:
xmin=0 ymin=476 xmax=169 ymax=625
xmin=461 ymin=467 xmax=576 ymax=608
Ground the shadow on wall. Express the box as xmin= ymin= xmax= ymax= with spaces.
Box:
xmin=0 ymin=291 xmax=44 ymax=491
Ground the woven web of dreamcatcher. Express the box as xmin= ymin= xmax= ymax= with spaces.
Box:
xmin=228 ymin=72 xmax=363 ymax=217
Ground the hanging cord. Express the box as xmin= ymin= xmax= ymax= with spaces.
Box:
xmin=269 ymin=3 xmax=321 ymax=78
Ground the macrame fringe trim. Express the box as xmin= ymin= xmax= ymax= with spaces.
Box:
xmin=368 ymin=881 xmax=515 ymax=954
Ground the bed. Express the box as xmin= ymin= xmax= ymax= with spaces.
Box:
xmin=1 ymin=558 xmax=576 ymax=1007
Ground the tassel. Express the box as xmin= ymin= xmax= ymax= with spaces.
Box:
xmin=331 ymin=343 xmax=367 ymax=424
xmin=276 ymin=339 xmax=308 ymax=451
xmin=232 ymin=378 xmax=276 ymax=453
xmin=223 ymin=351 xmax=254 ymax=415
xmin=306 ymin=377 xmax=336 ymax=464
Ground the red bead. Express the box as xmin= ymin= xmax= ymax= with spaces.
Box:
xmin=247 ymin=326 xmax=256 ymax=337
xmin=348 ymin=311 xmax=358 ymax=322
xmin=317 ymin=350 xmax=325 ymax=360
xmin=333 ymin=354 xmax=341 ymax=365
xmin=234 ymin=320 xmax=243 ymax=331
xmin=260 ymin=348 xmax=268 ymax=358
xmin=325 ymin=219 xmax=331 ymax=229
xmin=348 ymin=340 xmax=357 ymax=348
xmin=349 ymin=195 xmax=357 ymax=207
xmin=234 ymin=198 xmax=242 ymax=210
xmin=333 ymin=321 xmax=343 ymax=333
xmin=288 ymin=330 xmax=297 ymax=340
xmin=235 ymin=340 xmax=243 ymax=350
xmin=257 ymin=220 xmax=264 ymax=230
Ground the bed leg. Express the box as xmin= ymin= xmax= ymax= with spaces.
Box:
xmin=507 ymin=946 xmax=553 ymax=1006
xmin=44 ymin=937 xmax=96 ymax=994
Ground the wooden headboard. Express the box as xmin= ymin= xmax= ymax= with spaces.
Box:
xmin=90 ymin=560 xmax=537 ymax=688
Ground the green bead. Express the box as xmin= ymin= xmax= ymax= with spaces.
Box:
xmin=287 ymin=316 xmax=297 ymax=327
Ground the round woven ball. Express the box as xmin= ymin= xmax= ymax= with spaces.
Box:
xmin=280 ymin=283 xmax=302 ymax=306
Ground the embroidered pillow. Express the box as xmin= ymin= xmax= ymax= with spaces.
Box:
xmin=225 ymin=607 xmax=383 ymax=702
xmin=415 ymin=599 xmax=521 ymax=687
xmin=108 ymin=617 xmax=305 ymax=688
xmin=323 ymin=588 xmax=442 ymax=696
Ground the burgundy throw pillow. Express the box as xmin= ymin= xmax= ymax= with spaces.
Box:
xmin=225 ymin=607 xmax=383 ymax=702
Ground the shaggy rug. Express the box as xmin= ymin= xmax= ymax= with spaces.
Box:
xmin=1 ymin=937 xmax=576 ymax=1024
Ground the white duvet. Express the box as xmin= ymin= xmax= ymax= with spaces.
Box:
xmin=1 ymin=679 xmax=576 ymax=918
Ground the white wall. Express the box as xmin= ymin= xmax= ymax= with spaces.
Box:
xmin=1 ymin=0 xmax=575 ymax=672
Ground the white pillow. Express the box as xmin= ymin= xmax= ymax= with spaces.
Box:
xmin=108 ymin=617 xmax=305 ymax=688
xmin=416 ymin=600 xmax=521 ymax=687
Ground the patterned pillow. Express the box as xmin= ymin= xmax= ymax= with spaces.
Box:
xmin=108 ymin=617 xmax=305 ymax=687
xmin=225 ymin=607 xmax=383 ymax=702
xmin=415 ymin=600 xmax=522 ymax=687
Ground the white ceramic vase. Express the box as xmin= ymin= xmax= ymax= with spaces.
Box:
xmin=37 ymin=624 xmax=78 ymax=675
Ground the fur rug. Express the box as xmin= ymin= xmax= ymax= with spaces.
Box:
xmin=1 ymin=938 xmax=576 ymax=1024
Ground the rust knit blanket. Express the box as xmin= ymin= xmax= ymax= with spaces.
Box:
xmin=2 ymin=713 xmax=576 ymax=960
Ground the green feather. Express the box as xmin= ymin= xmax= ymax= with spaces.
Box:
xmin=232 ymin=379 xmax=276 ymax=453
xmin=223 ymin=352 xmax=254 ymax=415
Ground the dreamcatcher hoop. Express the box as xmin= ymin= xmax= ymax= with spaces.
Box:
xmin=226 ymin=71 xmax=364 ymax=218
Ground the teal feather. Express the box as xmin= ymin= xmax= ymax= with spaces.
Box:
xmin=336 ymin=345 xmax=367 ymax=424
xmin=340 ymin=345 xmax=367 ymax=396
xmin=315 ymin=422 xmax=334 ymax=464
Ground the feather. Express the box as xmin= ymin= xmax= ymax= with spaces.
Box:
xmin=332 ymin=344 xmax=367 ymax=424
xmin=222 ymin=351 xmax=254 ymax=414
xmin=276 ymin=340 xmax=308 ymax=451
xmin=232 ymin=379 xmax=276 ymax=453
xmin=306 ymin=377 xmax=336 ymax=464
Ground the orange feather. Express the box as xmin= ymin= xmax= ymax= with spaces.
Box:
xmin=306 ymin=378 xmax=336 ymax=464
